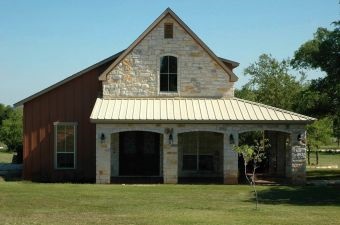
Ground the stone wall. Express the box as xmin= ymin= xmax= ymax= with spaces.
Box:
xmin=95 ymin=123 xmax=306 ymax=184
xmin=103 ymin=15 xmax=234 ymax=98
xmin=96 ymin=127 xmax=111 ymax=184
xmin=223 ymin=132 xmax=238 ymax=184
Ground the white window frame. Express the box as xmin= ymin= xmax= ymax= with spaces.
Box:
xmin=53 ymin=122 xmax=77 ymax=170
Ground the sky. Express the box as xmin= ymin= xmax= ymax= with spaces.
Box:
xmin=0 ymin=0 xmax=338 ymax=106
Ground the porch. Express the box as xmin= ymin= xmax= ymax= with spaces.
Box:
xmin=91 ymin=98 xmax=314 ymax=184
xmin=94 ymin=123 xmax=307 ymax=185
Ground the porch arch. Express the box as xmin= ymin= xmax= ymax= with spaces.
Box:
xmin=178 ymin=131 xmax=224 ymax=183
xmin=110 ymin=130 xmax=163 ymax=178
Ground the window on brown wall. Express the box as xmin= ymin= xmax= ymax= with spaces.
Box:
xmin=54 ymin=122 xmax=77 ymax=169
xmin=164 ymin=23 xmax=173 ymax=39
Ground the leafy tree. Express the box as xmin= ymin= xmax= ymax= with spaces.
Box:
xmin=292 ymin=21 xmax=340 ymax=144
xmin=233 ymin=137 xmax=269 ymax=209
xmin=0 ymin=104 xmax=12 ymax=127
xmin=236 ymin=54 xmax=305 ymax=111
xmin=0 ymin=108 xmax=23 ymax=152
xmin=306 ymin=117 xmax=333 ymax=150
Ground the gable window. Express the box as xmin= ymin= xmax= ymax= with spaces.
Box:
xmin=164 ymin=23 xmax=173 ymax=39
xmin=54 ymin=122 xmax=77 ymax=169
xmin=160 ymin=56 xmax=177 ymax=92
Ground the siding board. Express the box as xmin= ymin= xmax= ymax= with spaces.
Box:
xmin=22 ymin=60 xmax=115 ymax=182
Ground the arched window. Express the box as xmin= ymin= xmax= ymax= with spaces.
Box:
xmin=160 ymin=56 xmax=177 ymax=92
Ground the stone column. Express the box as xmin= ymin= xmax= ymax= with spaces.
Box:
xmin=287 ymin=130 xmax=306 ymax=184
xmin=163 ymin=129 xmax=178 ymax=184
xmin=223 ymin=132 xmax=238 ymax=184
xmin=96 ymin=127 xmax=111 ymax=184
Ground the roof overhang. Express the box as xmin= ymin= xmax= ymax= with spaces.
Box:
xmin=90 ymin=98 xmax=316 ymax=124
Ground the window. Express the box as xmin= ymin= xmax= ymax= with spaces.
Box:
xmin=54 ymin=122 xmax=77 ymax=169
xmin=160 ymin=56 xmax=177 ymax=92
xmin=180 ymin=132 xmax=222 ymax=172
xmin=164 ymin=23 xmax=173 ymax=38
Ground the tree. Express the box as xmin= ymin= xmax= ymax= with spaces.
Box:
xmin=292 ymin=21 xmax=340 ymax=144
xmin=0 ymin=108 xmax=23 ymax=152
xmin=233 ymin=137 xmax=269 ymax=209
xmin=0 ymin=104 xmax=13 ymax=127
xmin=236 ymin=54 xmax=305 ymax=111
xmin=306 ymin=117 xmax=333 ymax=150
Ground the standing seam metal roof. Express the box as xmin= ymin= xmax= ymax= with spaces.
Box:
xmin=90 ymin=97 xmax=316 ymax=123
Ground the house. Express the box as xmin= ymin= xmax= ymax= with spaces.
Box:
xmin=14 ymin=8 xmax=315 ymax=184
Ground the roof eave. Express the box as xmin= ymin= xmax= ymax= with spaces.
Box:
xmin=90 ymin=119 xmax=315 ymax=124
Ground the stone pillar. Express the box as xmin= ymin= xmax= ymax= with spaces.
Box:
xmin=223 ymin=132 xmax=238 ymax=184
xmin=110 ymin=133 xmax=119 ymax=177
xmin=163 ymin=129 xmax=178 ymax=184
xmin=96 ymin=127 xmax=111 ymax=184
xmin=287 ymin=130 xmax=306 ymax=184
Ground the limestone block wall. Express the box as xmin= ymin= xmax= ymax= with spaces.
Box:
xmin=95 ymin=123 xmax=306 ymax=184
xmin=163 ymin=132 xmax=178 ymax=184
xmin=103 ymin=15 xmax=234 ymax=98
xmin=96 ymin=128 xmax=111 ymax=184
xmin=223 ymin=132 xmax=239 ymax=184
xmin=287 ymin=131 xmax=307 ymax=184
xmin=110 ymin=133 xmax=119 ymax=177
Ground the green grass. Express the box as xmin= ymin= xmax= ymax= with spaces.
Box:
xmin=0 ymin=150 xmax=13 ymax=163
xmin=307 ymin=152 xmax=340 ymax=180
xmin=0 ymin=183 xmax=339 ymax=225
xmin=308 ymin=152 xmax=340 ymax=166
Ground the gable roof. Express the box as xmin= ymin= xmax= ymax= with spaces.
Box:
xmin=98 ymin=8 xmax=239 ymax=82
xmin=90 ymin=97 xmax=316 ymax=123
xmin=14 ymin=50 xmax=124 ymax=107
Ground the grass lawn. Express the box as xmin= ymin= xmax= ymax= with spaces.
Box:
xmin=0 ymin=182 xmax=339 ymax=225
xmin=307 ymin=152 xmax=340 ymax=180
xmin=0 ymin=150 xmax=13 ymax=163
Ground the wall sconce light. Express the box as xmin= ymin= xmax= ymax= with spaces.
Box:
xmin=297 ymin=133 xmax=306 ymax=144
xmin=229 ymin=134 xmax=235 ymax=145
xmin=169 ymin=133 xmax=173 ymax=145
xmin=297 ymin=134 xmax=301 ymax=141
xmin=165 ymin=128 xmax=174 ymax=144
xmin=100 ymin=133 xmax=106 ymax=143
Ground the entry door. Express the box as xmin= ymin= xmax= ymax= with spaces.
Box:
xmin=119 ymin=131 xmax=160 ymax=176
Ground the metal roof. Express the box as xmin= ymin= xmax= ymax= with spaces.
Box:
xmin=90 ymin=98 xmax=316 ymax=124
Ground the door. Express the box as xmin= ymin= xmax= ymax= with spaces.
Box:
xmin=119 ymin=131 xmax=160 ymax=176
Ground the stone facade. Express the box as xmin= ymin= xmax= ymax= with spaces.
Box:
xmin=103 ymin=15 xmax=234 ymax=98
xmin=94 ymin=10 xmax=308 ymax=185
xmin=95 ymin=123 xmax=306 ymax=184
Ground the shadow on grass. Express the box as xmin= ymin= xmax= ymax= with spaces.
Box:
xmin=307 ymin=169 xmax=340 ymax=180
xmin=256 ymin=186 xmax=340 ymax=206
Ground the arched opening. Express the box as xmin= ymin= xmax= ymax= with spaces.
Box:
xmin=238 ymin=130 xmax=290 ymax=183
xmin=111 ymin=131 xmax=163 ymax=179
xmin=178 ymin=131 xmax=223 ymax=183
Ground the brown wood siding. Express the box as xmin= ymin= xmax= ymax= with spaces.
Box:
xmin=23 ymin=61 xmax=113 ymax=182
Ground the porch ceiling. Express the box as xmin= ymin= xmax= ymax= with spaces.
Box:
xmin=90 ymin=98 xmax=316 ymax=124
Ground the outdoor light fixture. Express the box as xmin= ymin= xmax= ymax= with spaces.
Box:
xmin=165 ymin=128 xmax=174 ymax=144
xmin=297 ymin=134 xmax=301 ymax=141
xmin=169 ymin=133 xmax=173 ymax=144
xmin=100 ymin=133 xmax=106 ymax=143
xmin=229 ymin=134 xmax=234 ymax=145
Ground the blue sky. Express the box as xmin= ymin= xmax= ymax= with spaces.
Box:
xmin=0 ymin=0 xmax=338 ymax=105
